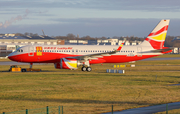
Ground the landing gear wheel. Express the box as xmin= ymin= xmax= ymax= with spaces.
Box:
xmin=81 ymin=67 xmax=87 ymax=71
xmin=86 ymin=67 xmax=92 ymax=72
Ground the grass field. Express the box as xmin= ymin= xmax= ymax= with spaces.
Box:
xmin=0 ymin=56 xmax=180 ymax=113
xmin=0 ymin=58 xmax=10 ymax=62
xmin=153 ymin=54 xmax=180 ymax=58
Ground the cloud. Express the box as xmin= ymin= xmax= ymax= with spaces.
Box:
xmin=0 ymin=9 xmax=29 ymax=28
xmin=1 ymin=18 xmax=180 ymax=38
xmin=1 ymin=0 xmax=180 ymax=37
xmin=0 ymin=18 xmax=170 ymax=37
xmin=1 ymin=0 xmax=180 ymax=12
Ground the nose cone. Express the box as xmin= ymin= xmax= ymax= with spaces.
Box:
xmin=8 ymin=52 xmax=16 ymax=61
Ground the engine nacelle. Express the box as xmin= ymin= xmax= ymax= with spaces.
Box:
xmin=54 ymin=58 xmax=81 ymax=70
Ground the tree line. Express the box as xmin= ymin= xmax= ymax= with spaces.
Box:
xmin=14 ymin=32 xmax=180 ymax=47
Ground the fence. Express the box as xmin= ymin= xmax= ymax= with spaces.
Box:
xmin=2 ymin=106 xmax=63 ymax=114
xmin=2 ymin=105 xmax=114 ymax=114
xmin=2 ymin=104 xmax=180 ymax=114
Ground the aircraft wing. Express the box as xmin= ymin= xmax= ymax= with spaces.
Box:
xmin=67 ymin=43 xmax=124 ymax=61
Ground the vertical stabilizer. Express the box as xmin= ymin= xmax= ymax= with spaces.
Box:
xmin=140 ymin=20 xmax=170 ymax=49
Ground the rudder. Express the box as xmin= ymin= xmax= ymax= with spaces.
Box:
xmin=140 ymin=19 xmax=170 ymax=49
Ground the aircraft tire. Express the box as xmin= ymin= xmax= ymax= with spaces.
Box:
xmin=81 ymin=67 xmax=87 ymax=71
xmin=86 ymin=67 xmax=92 ymax=72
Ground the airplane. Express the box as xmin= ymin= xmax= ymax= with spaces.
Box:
xmin=8 ymin=19 xmax=172 ymax=72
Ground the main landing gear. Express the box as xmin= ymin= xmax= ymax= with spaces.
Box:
xmin=81 ymin=61 xmax=92 ymax=72
xmin=81 ymin=66 xmax=92 ymax=72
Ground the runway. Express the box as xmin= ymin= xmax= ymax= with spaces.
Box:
xmin=104 ymin=102 xmax=180 ymax=114
xmin=0 ymin=61 xmax=49 ymax=65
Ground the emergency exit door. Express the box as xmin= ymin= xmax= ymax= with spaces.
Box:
xmin=28 ymin=46 xmax=34 ymax=56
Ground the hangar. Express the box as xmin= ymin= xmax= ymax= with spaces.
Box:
xmin=0 ymin=34 xmax=57 ymax=46
xmin=0 ymin=34 xmax=58 ymax=57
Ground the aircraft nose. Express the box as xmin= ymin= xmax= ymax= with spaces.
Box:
xmin=8 ymin=52 xmax=15 ymax=61
xmin=8 ymin=53 xmax=12 ymax=60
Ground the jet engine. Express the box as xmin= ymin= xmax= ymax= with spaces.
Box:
xmin=54 ymin=58 xmax=81 ymax=70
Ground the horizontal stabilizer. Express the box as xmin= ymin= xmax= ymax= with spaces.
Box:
xmin=139 ymin=48 xmax=173 ymax=53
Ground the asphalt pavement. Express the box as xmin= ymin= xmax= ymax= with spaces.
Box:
xmin=0 ymin=61 xmax=49 ymax=65
xmin=103 ymin=102 xmax=180 ymax=114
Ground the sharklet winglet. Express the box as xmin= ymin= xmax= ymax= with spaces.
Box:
xmin=117 ymin=43 xmax=124 ymax=51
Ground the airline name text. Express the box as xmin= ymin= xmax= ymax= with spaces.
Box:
xmin=44 ymin=47 xmax=73 ymax=50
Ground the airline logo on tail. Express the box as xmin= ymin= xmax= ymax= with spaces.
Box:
xmin=145 ymin=20 xmax=170 ymax=49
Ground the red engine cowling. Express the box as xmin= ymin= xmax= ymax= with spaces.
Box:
xmin=54 ymin=58 xmax=79 ymax=69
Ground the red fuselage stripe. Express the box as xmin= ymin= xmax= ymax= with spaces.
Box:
xmin=8 ymin=52 xmax=159 ymax=64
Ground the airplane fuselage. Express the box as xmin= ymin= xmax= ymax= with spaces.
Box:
xmin=8 ymin=45 xmax=161 ymax=64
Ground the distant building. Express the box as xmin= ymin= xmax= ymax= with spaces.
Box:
xmin=0 ymin=35 xmax=58 ymax=57
xmin=57 ymin=40 xmax=65 ymax=45
xmin=173 ymin=47 xmax=179 ymax=54
xmin=64 ymin=39 xmax=142 ymax=46
xmin=87 ymin=40 xmax=97 ymax=45
xmin=0 ymin=35 xmax=57 ymax=46
xmin=78 ymin=40 xmax=88 ymax=45
xmin=0 ymin=45 xmax=12 ymax=57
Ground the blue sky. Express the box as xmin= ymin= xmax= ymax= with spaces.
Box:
xmin=0 ymin=0 xmax=180 ymax=37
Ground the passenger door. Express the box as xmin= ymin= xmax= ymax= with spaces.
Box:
xmin=28 ymin=46 xmax=34 ymax=56
xmin=137 ymin=47 xmax=142 ymax=57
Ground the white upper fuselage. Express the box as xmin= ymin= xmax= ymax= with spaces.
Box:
xmin=8 ymin=44 xmax=161 ymax=64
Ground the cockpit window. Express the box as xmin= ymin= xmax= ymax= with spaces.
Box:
xmin=16 ymin=48 xmax=23 ymax=52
